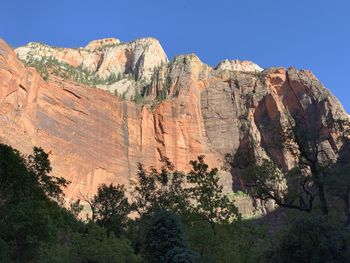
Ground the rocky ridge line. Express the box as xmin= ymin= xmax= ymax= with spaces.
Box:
xmin=0 ymin=37 xmax=348 ymax=216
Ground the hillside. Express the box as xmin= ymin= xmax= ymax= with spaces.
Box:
xmin=0 ymin=37 xmax=348 ymax=205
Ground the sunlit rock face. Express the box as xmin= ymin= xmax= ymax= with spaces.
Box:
xmin=15 ymin=37 xmax=168 ymax=99
xmin=215 ymin=59 xmax=263 ymax=73
xmin=15 ymin=37 xmax=168 ymax=81
xmin=0 ymin=38 xmax=348 ymax=205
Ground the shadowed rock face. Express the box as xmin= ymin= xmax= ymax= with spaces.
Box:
xmin=0 ymin=38 xmax=348 ymax=202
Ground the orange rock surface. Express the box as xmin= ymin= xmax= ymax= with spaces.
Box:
xmin=0 ymin=38 xmax=348 ymax=202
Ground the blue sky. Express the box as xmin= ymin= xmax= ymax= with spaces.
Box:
xmin=2 ymin=0 xmax=349 ymax=112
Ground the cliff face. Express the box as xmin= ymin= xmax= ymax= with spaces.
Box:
xmin=15 ymin=38 xmax=168 ymax=99
xmin=15 ymin=37 xmax=168 ymax=81
xmin=0 ymin=38 xmax=348 ymax=202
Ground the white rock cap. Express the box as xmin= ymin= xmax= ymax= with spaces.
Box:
xmin=85 ymin=38 xmax=121 ymax=50
xmin=216 ymin=59 xmax=263 ymax=73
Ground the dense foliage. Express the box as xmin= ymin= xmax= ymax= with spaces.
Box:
xmin=1 ymin=143 xmax=350 ymax=262
xmin=23 ymin=55 xmax=125 ymax=86
xmin=144 ymin=209 xmax=197 ymax=263
xmin=257 ymin=216 xmax=350 ymax=263
xmin=0 ymin=144 xmax=138 ymax=262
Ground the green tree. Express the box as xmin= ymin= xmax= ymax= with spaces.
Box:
xmin=26 ymin=146 xmax=70 ymax=204
xmin=156 ymin=89 xmax=167 ymax=101
xmin=107 ymin=73 xmax=118 ymax=84
xmin=240 ymin=159 xmax=315 ymax=212
xmin=258 ymin=216 xmax=350 ymax=263
xmin=0 ymin=199 xmax=78 ymax=262
xmin=129 ymin=157 xmax=189 ymax=256
xmin=0 ymin=144 xmax=76 ymax=262
xmin=132 ymin=157 xmax=189 ymax=216
xmin=0 ymin=144 xmax=33 ymax=204
xmin=183 ymin=156 xmax=240 ymax=262
xmin=230 ymin=113 xmax=350 ymax=220
xmin=40 ymin=224 xmax=140 ymax=263
xmin=144 ymin=209 xmax=197 ymax=263
xmin=133 ymin=88 xmax=144 ymax=104
xmin=86 ymin=183 xmax=130 ymax=236
xmin=186 ymin=155 xmax=240 ymax=232
xmin=0 ymin=144 xmax=69 ymax=205
xmin=187 ymin=220 xmax=265 ymax=263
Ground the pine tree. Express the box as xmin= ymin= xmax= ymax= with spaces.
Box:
xmin=144 ymin=209 xmax=197 ymax=263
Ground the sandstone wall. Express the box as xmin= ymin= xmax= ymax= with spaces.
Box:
xmin=1 ymin=38 xmax=348 ymax=206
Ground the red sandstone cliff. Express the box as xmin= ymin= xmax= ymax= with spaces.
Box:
xmin=0 ymin=38 xmax=348 ymax=204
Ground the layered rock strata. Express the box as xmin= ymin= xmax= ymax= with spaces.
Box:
xmin=0 ymin=38 xmax=348 ymax=207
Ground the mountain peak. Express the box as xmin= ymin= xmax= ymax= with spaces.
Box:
xmin=14 ymin=36 xmax=168 ymax=93
xmin=215 ymin=59 xmax=263 ymax=73
xmin=84 ymin=37 xmax=121 ymax=50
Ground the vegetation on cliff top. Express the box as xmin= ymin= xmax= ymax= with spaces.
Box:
xmin=22 ymin=55 xmax=125 ymax=86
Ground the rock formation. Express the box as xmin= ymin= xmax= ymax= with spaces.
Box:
xmin=15 ymin=37 xmax=168 ymax=98
xmin=0 ymin=37 xmax=348 ymax=208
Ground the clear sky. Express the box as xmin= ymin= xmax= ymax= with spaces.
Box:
xmin=1 ymin=0 xmax=349 ymax=112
